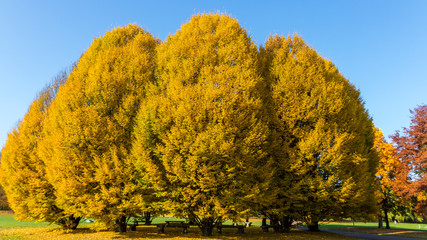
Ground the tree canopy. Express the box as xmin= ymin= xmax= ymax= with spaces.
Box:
xmin=263 ymin=35 xmax=378 ymax=230
xmin=0 ymin=13 xmax=403 ymax=236
xmin=373 ymin=127 xmax=409 ymax=229
xmin=38 ymin=24 xmax=158 ymax=232
xmin=392 ymin=105 xmax=427 ymax=217
xmin=0 ymin=71 xmax=81 ymax=228
xmin=132 ymin=14 xmax=271 ymax=236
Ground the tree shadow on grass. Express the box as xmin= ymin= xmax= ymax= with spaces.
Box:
xmin=49 ymin=226 xmax=358 ymax=240
xmin=348 ymin=227 xmax=427 ymax=239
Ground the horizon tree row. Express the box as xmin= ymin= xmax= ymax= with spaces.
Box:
xmin=0 ymin=13 xmax=389 ymax=236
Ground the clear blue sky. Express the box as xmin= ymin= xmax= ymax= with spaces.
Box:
xmin=0 ymin=0 xmax=426 ymax=147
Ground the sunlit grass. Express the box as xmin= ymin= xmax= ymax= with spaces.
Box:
xmin=320 ymin=221 xmax=427 ymax=231
xmin=4 ymin=213 xmax=424 ymax=239
xmin=0 ymin=226 xmax=357 ymax=240
xmin=0 ymin=213 xmax=358 ymax=239
xmin=321 ymin=221 xmax=427 ymax=239
xmin=0 ymin=214 xmax=53 ymax=228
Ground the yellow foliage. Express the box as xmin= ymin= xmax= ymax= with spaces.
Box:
xmin=133 ymin=13 xmax=270 ymax=229
xmin=0 ymin=13 xmax=384 ymax=233
xmin=374 ymin=128 xmax=399 ymax=189
xmin=373 ymin=128 xmax=407 ymax=214
xmin=38 ymin=24 xmax=158 ymax=228
xmin=0 ymin=72 xmax=68 ymax=224
xmin=265 ymin=34 xmax=378 ymax=222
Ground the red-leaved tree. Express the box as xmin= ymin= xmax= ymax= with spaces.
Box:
xmin=392 ymin=105 xmax=427 ymax=218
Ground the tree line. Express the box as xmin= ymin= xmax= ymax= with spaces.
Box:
xmin=0 ymin=13 xmax=425 ymax=236
xmin=374 ymin=105 xmax=427 ymax=228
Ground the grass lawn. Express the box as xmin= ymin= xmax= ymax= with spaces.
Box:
xmin=320 ymin=221 xmax=427 ymax=231
xmin=0 ymin=226 xmax=358 ymax=240
xmin=0 ymin=213 xmax=358 ymax=240
xmin=5 ymin=212 xmax=427 ymax=239
xmin=0 ymin=213 xmax=53 ymax=228
xmin=0 ymin=214 xmax=188 ymax=228
xmin=320 ymin=221 xmax=427 ymax=239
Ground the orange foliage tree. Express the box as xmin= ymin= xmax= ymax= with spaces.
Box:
xmin=392 ymin=105 xmax=427 ymax=219
xmin=373 ymin=128 xmax=407 ymax=228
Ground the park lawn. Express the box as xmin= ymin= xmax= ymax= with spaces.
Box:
xmin=320 ymin=221 xmax=427 ymax=239
xmin=0 ymin=225 xmax=358 ymax=240
xmin=0 ymin=214 xmax=265 ymax=229
xmin=320 ymin=221 xmax=427 ymax=231
xmin=0 ymin=214 xmax=52 ymax=228
xmin=0 ymin=214 xmax=186 ymax=228
xmin=0 ymin=213 xmax=359 ymax=240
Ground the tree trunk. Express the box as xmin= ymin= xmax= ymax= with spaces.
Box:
xmin=378 ymin=214 xmax=383 ymax=228
xmin=270 ymin=217 xmax=280 ymax=232
xmin=200 ymin=217 xmax=215 ymax=236
xmin=352 ymin=218 xmax=355 ymax=231
xmin=143 ymin=212 xmax=152 ymax=225
xmin=59 ymin=216 xmax=81 ymax=230
xmin=280 ymin=216 xmax=293 ymax=232
xmin=188 ymin=215 xmax=196 ymax=225
xmin=261 ymin=217 xmax=268 ymax=232
xmin=202 ymin=225 xmax=214 ymax=236
xmin=384 ymin=208 xmax=390 ymax=229
xmin=307 ymin=220 xmax=319 ymax=231
xmin=115 ymin=216 xmax=127 ymax=233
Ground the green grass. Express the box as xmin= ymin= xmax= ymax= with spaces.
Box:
xmin=320 ymin=221 xmax=427 ymax=239
xmin=0 ymin=215 xmax=262 ymax=229
xmin=0 ymin=213 xmax=358 ymax=239
xmin=0 ymin=215 xmax=98 ymax=228
xmin=3 ymin=213 xmax=425 ymax=240
xmin=0 ymin=215 xmax=254 ymax=229
xmin=0 ymin=214 xmax=52 ymax=228
xmin=0 ymin=226 xmax=357 ymax=240
xmin=320 ymin=221 xmax=427 ymax=231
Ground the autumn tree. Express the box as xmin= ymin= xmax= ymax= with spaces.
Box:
xmin=132 ymin=14 xmax=271 ymax=236
xmin=263 ymin=35 xmax=378 ymax=231
xmin=254 ymin=37 xmax=295 ymax=233
xmin=0 ymin=71 xmax=81 ymax=228
xmin=38 ymin=25 xmax=158 ymax=232
xmin=373 ymin=128 xmax=408 ymax=229
xmin=392 ymin=105 xmax=427 ymax=219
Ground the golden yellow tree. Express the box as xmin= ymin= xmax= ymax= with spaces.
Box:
xmin=39 ymin=25 xmax=158 ymax=232
xmin=132 ymin=14 xmax=271 ymax=236
xmin=265 ymin=35 xmax=378 ymax=231
xmin=0 ymin=72 xmax=81 ymax=228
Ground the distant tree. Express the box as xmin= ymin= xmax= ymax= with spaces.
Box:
xmin=392 ymin=105 xmax=427 ymax=218
xmin=0 ymin=71 xmax=81 ymax=228
xmin=39 ymin=25 xmax=158 ymax=232
xmin=132 ymin=14 xmax=270 ymax=236
xmin=373 ymin=128 xmax=408 ymax=229
xmin=264 ymin=35 xmax=378 ymax=231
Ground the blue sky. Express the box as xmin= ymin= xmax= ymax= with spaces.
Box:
xmin=0 ymin=0 xmax=426 ymax=147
